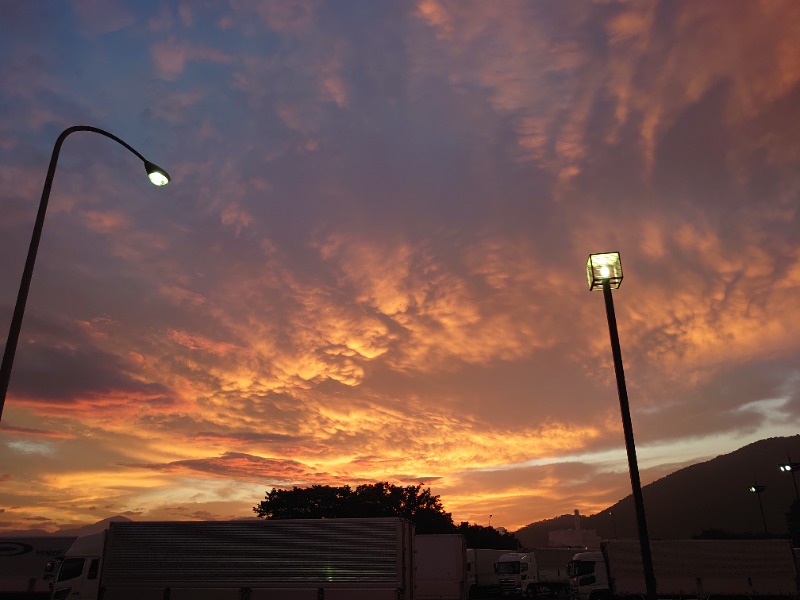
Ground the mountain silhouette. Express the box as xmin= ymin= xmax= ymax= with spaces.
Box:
xmin=515 ymin=435 xmax=800 ymax=548
xmin=55 ymin=515 xmax=133 ymax=537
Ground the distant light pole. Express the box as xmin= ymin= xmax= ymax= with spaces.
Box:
xmin=587 ymin=251 xmax=656 ymax=600
xmin=0 ymin=125 xmax=170 ymax=422
xmin=748 ymin=481 xmax=768 ymax=534
xmin=489 ymin=514 xmax=493 ymax=528
xmin=778 ymin=456 xmax=800 ymax=502
xmin=608 ymin=510 xmax=618 ymax=538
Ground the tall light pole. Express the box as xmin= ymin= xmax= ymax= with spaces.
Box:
xmin=0 ymin=125 xmax=170 ymax=421
xmin=587 ymin=251 xmax=656 ymax=600
xmin=778 ymin=456 xmax=800 ymax=502
xmin=748 ymin=482 xmax=768 ymax=535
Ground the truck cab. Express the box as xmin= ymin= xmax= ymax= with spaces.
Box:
xmin=566 ymin=551 xmax=608 ymax=600
xmin=497 ymin=552 xmax=537 ymax=598
xmin=51 ymin=531 xmax=104 ymax=600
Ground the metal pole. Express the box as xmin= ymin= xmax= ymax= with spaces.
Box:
xmin=602 ymin=279 xmax=657 ymax=600
xmin=755 ymin=489 xmax=768 ymax=535
xmin=788 ymin=455 xmax=800 ymax=502
xmin=0 ymin=126 xmax=157 ymax=421
xmin=609 ymin=510 xmax=617 ymax=538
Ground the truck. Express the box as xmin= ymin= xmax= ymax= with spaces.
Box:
xmin=0 ymin=536 xmax=75 ymax=599
xmin=51 ymin=518 xmax=414 ymax=600
xmin=466 ymin=548 xmax=506 ymax=598
xmin=416 ymin=534 xmax=468 ymax=599
xmin=567 ymin=539 xmax=800 ymax=600
xmin=497 ymin=549 xmax=576 ymax=598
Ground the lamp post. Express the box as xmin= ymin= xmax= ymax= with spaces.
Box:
xmin=748 ymin=482 xmax=768 ymax=534
xmin=778 ymin=456 xmax=800 ymax=502
xmin=0 ymin=125 xmax=170 ymax=422
xmin=608 ymin=510 xmax=618 ymax=538
xmin=587 ymin=251 xmax=656 ymax=600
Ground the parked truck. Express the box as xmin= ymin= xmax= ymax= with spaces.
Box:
xmin=0 ymin=536 xmax=75 ymax=600
xmin=51 ymin=518 xmax=414 ymax=600
xmin=466 ymin=548 xmax=507 ymax=598
xmin=567 ymin=539 xmax=799 ymax=600
xmin=497 ymin=549 xmax=576 ymax=598
xmin=416 ymin=534 xmax=468 ymax=599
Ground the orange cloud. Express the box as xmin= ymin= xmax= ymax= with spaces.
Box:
xmin=410 ymin=0 xmax=800 ymax=192
xmin=167 ymin=329 xmax=240 ymax=356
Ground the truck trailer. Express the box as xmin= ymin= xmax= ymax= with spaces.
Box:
xmin=416 ymin=534 xmax=468 ymax=599
xmin=497 ymin=548 xmax=576 ymax=598
xmin=567 ymin=539 xmax=800 ymax=600
xmin=51 ymin=518 xmax=414 ymax=600
xmin=0 ymin=536 xmax=75 ymax=600
xmin=466 ymin=548 xmax=506 ymax=598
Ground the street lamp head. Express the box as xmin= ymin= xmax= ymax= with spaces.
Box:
xmin=749 ymin=485 xmax=766 ymax=493
xmin=144 ymin=160 xmax=171 ymax=186
xmin=587 ymin=251 xmax=623 ymax=291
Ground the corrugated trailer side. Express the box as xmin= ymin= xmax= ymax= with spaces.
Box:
xmin=98 ymin=518 xmax=414 ymax=600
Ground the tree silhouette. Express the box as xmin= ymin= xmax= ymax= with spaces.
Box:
xmin=254 ymin=484 xmax=354 ymax=519
xmin=254 ymin=482 xmax=454 ymax=533
xmin=254 ymin=482 xmax=522 ymax=545
xmin=455 ymin=522 xmax=521 ymax=550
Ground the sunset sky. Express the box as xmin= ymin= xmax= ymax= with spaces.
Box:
xmin=1 ymin=0 xmax=800 ymax=535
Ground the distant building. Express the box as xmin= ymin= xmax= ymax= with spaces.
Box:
xmin=548 ymin=509 xmax=601 ymax=549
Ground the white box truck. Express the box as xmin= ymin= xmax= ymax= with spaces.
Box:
xmin=568 ymin=539 xmax=800 ymax=600
xmin=51 ymin=518 xmax=414 ymax=600
xmin=0 ymin=536 xmax=75 ymax=599
xmin=466 ymin=548 xmax=506 ymax=598
xmin=497 ymin=549 xmax=575 ymax=598
xmin=416 ymin=534 xmax=469 ymax=599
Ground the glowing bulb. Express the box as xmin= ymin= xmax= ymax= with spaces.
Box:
xmin=144 ymin=160 xmax=171 ymax=186
xmin=148 ymin=171 xmax=169 ymax=186
xmin=600 ymin=265 xmax=610 ymax=278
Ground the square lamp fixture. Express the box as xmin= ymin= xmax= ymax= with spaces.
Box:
xmin=587 ymin=252 xmax=623 ymax=291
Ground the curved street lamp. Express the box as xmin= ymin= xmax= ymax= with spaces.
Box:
xmin=0 ymin=125 xmax=171 ymax=421
xmin=587 ymin=251 xmax=656 ymax=600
